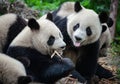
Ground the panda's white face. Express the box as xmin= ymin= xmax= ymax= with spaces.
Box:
xmin=67 ymin=8 xmax=102 ymax=47
xmin=32 ymin=19 xmax=66 ymax=55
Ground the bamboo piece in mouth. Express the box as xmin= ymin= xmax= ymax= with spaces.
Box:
xmin=51 ymin=50 xmax=63 ymax=59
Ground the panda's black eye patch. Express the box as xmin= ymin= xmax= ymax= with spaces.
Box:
xmin=86 ymin=27 xmax=92 ymax=36
xmin=47 ymin=35 xmax=55 ymax=46
xmin=73 ymin=23 xmax=79 ymax=31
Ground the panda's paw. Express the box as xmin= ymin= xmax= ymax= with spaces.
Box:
xmin=70 ymin=70 xmax=86 ymax=83
xmin=96 ymin=64 xmax=114 ymax=79
xmin=63 ymin=58 xmax=75 ymax=67
xmin=18 ymin=76 xmax=32 ymax=84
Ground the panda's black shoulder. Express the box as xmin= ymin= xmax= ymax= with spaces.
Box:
xmin=52 ymin=6 xmax=63 ymax=23
xmin=3 ymin=15 xmax=27 ymax=53
xmin=54 ymin=17 xmax=72 ymax=45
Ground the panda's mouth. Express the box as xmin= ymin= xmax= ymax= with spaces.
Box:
xmin=73 ymin=41 xmax=85 ymax=47
xmin=74 ymin=41 xmax=81 ymax=47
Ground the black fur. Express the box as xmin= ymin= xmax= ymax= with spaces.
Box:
xmin=7 ymin=46 xmax=74 ymax=83
xmin=28 ymin=18 xmax=40 ymax=30
xmin=102 ymin=25 xmax=107 ymax=33
xmin=54 ymin=17 xmax=73 ymax=46
xmin=107 ymin=17 xmax=114 ymax=27
xmin=74 ymin=1 xmax=82 ymax=12
xmin=18 ymin=76 xmax=32 ymax=84
xmin=47 ymin=35 xmax=55 ymax=46
xmin=73 ymin=23 xmax=79 ymax=31
xmin=52 ymin=3 xmax=65 ymax=24
xmin=75 ymin=40 xmax=99 ymax=80
xmin=46 ymin=13 xmax=53 ymax=21
xmin=71 ymin=70 xmax=86 ymax=83
xmin=99 ymin=12 xmax=108 ymax=23
xmin=2 ymin=15 xmax=27 ymax=53
xmin=96 ymin=64 xmax=114 ymax=79
xmin=86 ymin=27 xmax=92 ymax=36
xmin=51 ymin=7 xmax=114 ymax=82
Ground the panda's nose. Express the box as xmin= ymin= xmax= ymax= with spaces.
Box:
xmin=75 ymin=36 xmax=82 ymax=41
xmin=60 ymin=46 xmax=66 ymax=49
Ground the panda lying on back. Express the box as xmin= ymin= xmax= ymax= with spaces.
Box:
xmin=50 ymin=1 xmax=114 ymax=82
xmin=0 ymin=13 xmax=27 ymax=53
xmin=6 ymin=13 xmax=78 ymax=83
xmin=0 ymin=53 xmax=32 ymax=84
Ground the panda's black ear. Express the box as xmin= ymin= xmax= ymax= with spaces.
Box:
xmin=74 ymin=1 xmax=82 ymax=12
xmin=28 ymin=18 xmax=40 ymax=30
xmin=107 ymin=17 xmax=114 ymax=27
xmin=99 ymin=11 xmax=108 ymax=23
xmin=102 ymin=25 xmax=107 ymax=33
xmin=46 ymin=12 xmax=53 ymax=21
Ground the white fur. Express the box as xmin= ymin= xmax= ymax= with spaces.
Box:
xmin=99 ymin=23 xmax=111 ymax=56
xmin=0 ymin=53 xmax=26 ymax=84
xmin=99 ymin=23 xmax=111 ymax=49
xmin=10 ymin=18 xmax=66 ymax=55
xmin=0 ymin=13 xmax=17 ymax=52
xmin=56 ymin=2 xmax=85 ymax=19
xmin=67 ymin=8 xmax=102 ymax=47
xmin=57 ymin=2 xmax=75 ymax=18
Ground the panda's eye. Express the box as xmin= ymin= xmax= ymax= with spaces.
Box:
xmin=47 ymin=35 xmax=55 ymax=46
xmin=73 ymin=23 xmax=79 ymax=31
xmin=86 ymin=27 xmax=92 ymax=36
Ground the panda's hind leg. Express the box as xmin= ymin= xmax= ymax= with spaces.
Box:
xmin=95 ymin=63 xmax=114 ymax=79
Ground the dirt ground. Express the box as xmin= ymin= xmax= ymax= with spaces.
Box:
xmin=98 ymin=48 xmax=120 ymax=84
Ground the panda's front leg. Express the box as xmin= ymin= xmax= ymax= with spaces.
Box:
xmin=42 ymin=56 xmax=74 ymax=83
xmin=75 ymin=41 xmax=99 ymax=83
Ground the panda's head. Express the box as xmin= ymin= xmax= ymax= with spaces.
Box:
xmin=28 ymin=13 xmax=66 ymax=55
xmin=67 ymin=1 xmax=108 ymax=47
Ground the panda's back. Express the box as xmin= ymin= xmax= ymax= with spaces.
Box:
xmin=0 ymin=13 xmax=27 ymax=53
xmin=0 ymin=53 xmax=26 ymax=84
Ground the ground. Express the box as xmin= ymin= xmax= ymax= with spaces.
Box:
xmin=98 ymin=47 xmax=120 ymax=84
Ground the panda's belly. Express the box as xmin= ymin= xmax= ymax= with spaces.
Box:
xmin=63 ymin=46 xmax=80 ymax=64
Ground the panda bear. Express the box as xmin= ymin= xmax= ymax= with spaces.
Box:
xmin=50 ymin=1 xmax=114 ymax=82
xmin=0 ymin=13 xmax=27 ymax=53
xmin=0 ymin=53 xmax=32 ymax=84
xmin=99 ymin=18 xmax=114 ymax=57
xmin=6 ymin=13 xmax=78 ymax=84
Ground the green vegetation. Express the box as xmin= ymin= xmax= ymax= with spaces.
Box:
xmin=19 ymin=0 xmax=120 ymax=37
xmin=117 ymin=68 xmax=120 ymax=79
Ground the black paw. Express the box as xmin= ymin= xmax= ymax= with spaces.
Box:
xmin=71 ymin=70 xmax=86 ymax=83
xmin=96 ymin=64 xmax=114 ymax=79
xmin=18 ymin=76 xmax=32 ymax=84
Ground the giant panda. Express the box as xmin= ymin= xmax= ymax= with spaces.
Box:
xmin=99 ymin=18 xmax=114 ymax=57
xmin=0 ymin=53 xmax=32 ymax=84
xmin=0 ymin=13 xmax=27 ymax=53
xmin=6 ymin=13 xmax=81 ymax=84
xmin=49 ymin=1 xmax=114 ymax=82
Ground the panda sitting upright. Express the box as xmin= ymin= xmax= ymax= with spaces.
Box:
xmin=6 ymin=13 xmax=76 ymax=83
xmin=50 ymin=1 xmax=114 ymax=82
